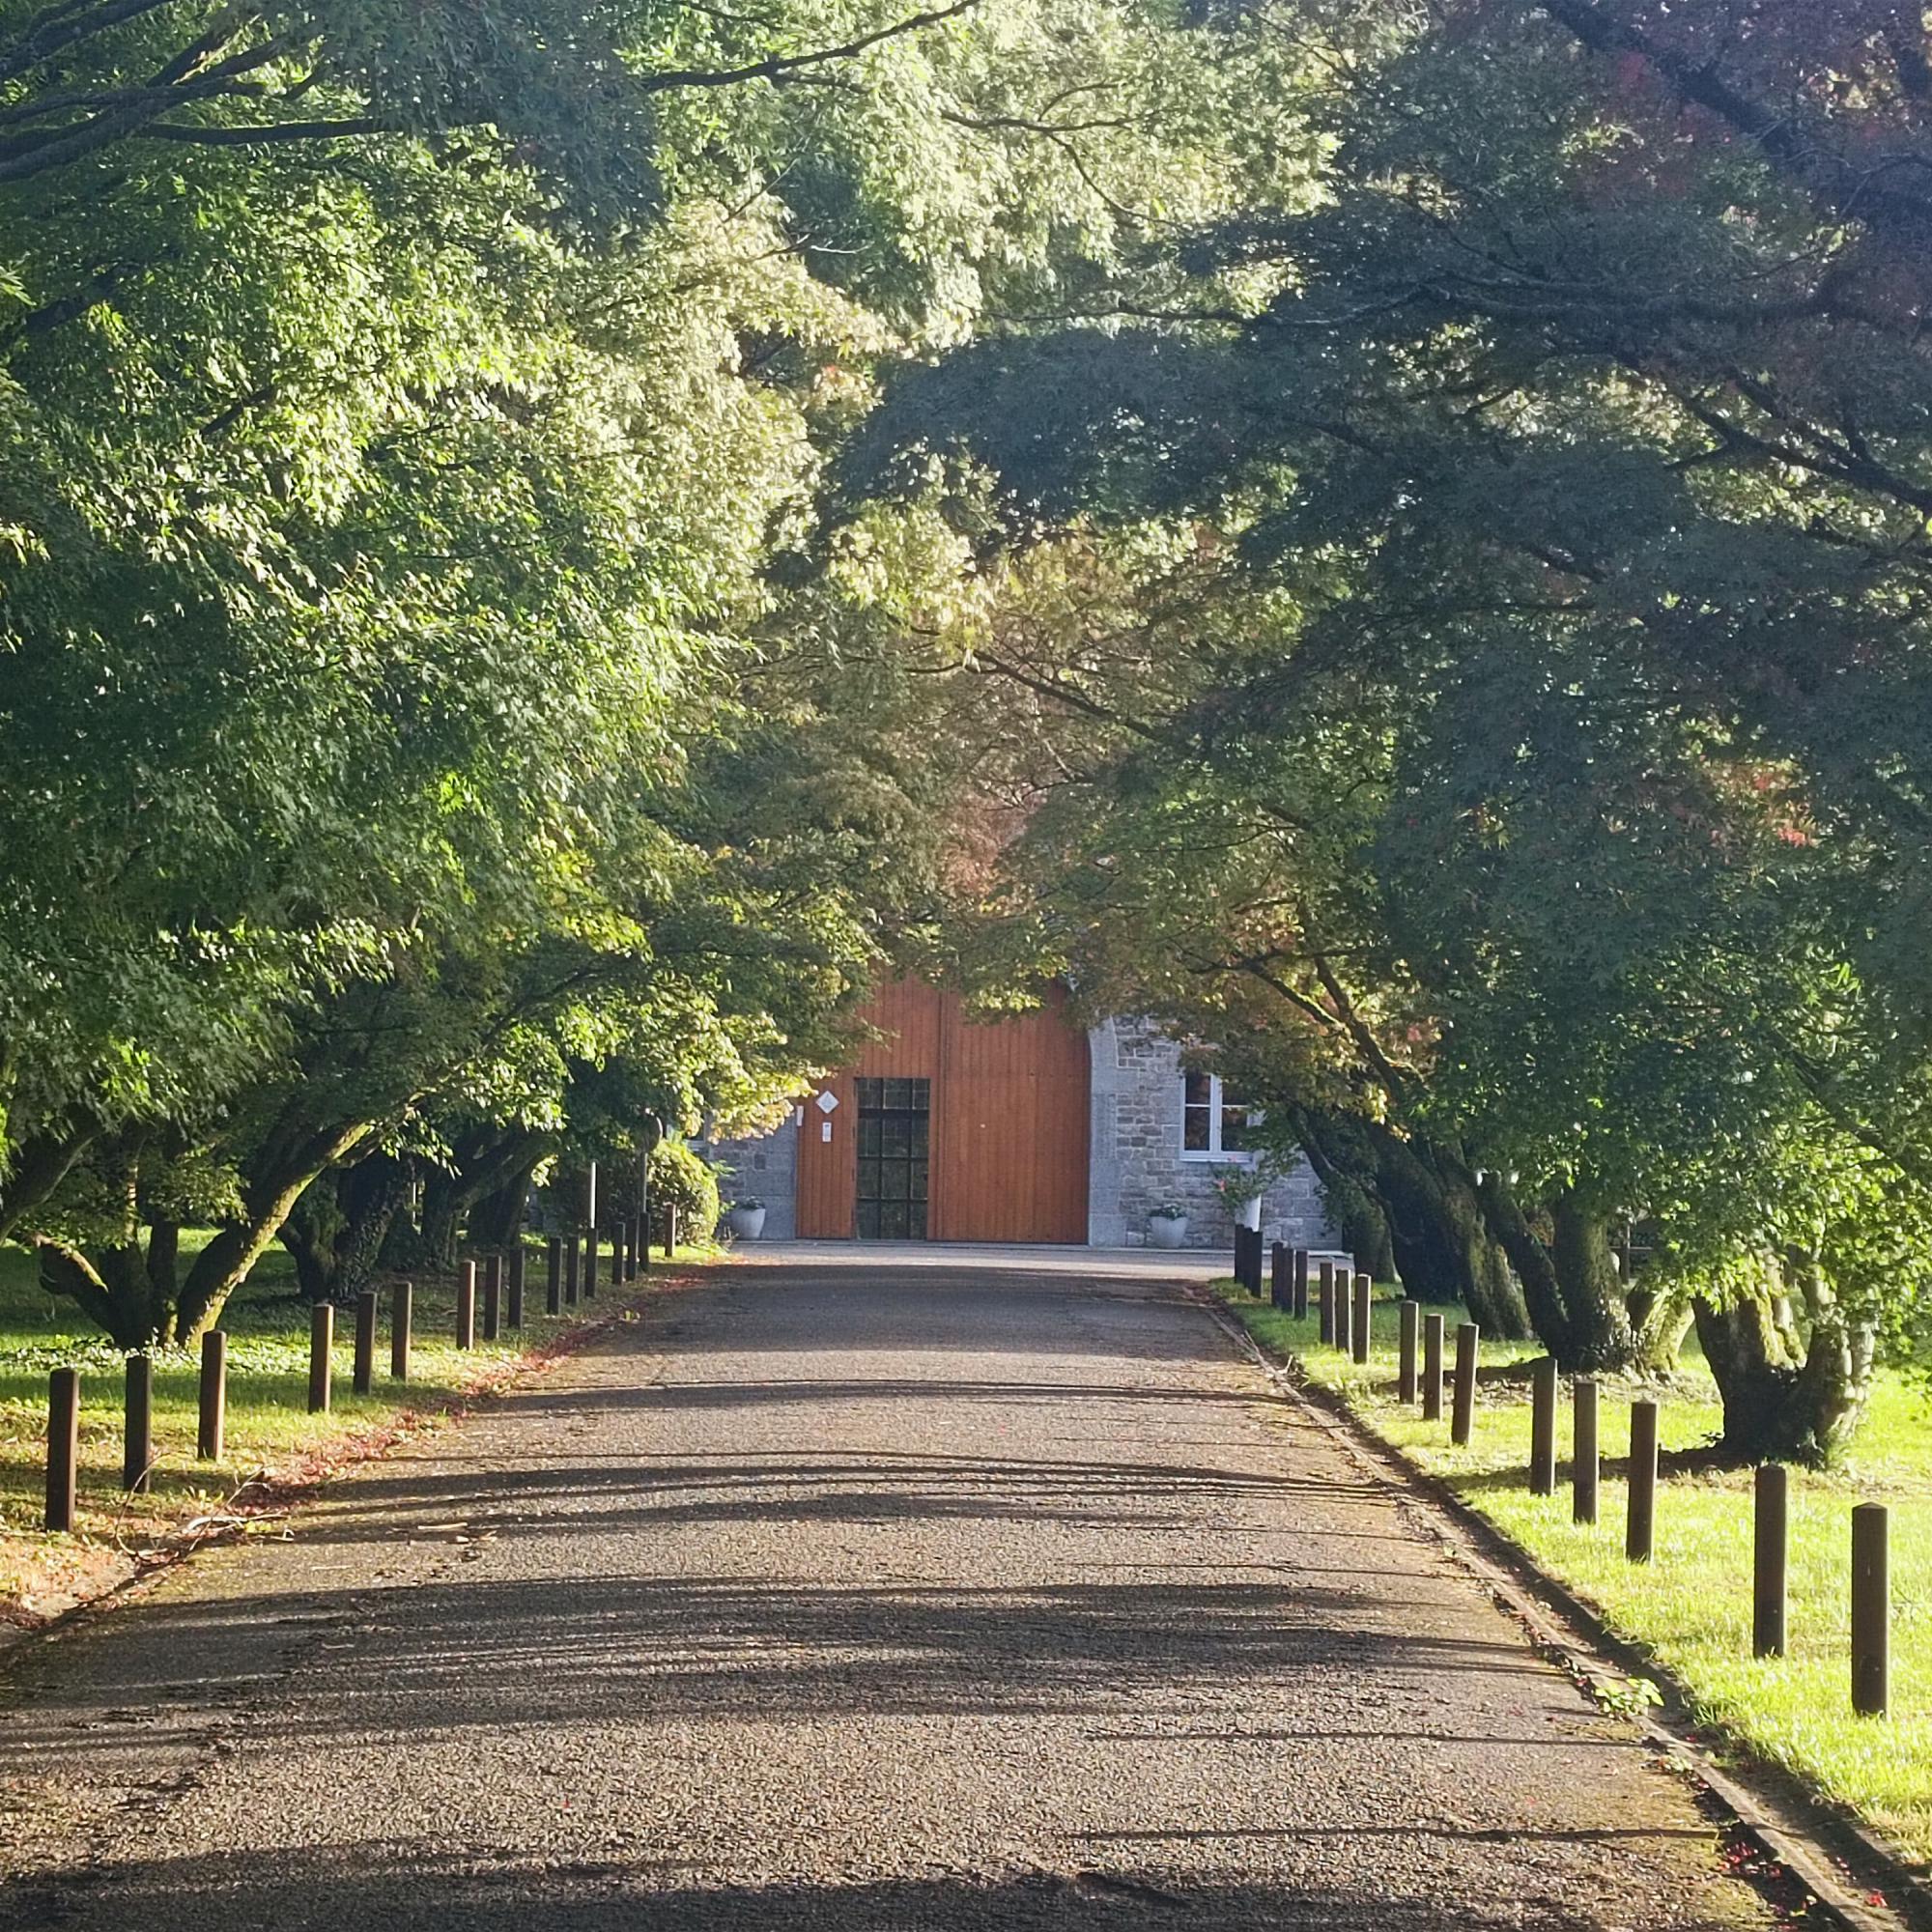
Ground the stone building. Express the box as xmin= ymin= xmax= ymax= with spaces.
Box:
xmin=703 ymin=980 xmax=1334 ymax=1251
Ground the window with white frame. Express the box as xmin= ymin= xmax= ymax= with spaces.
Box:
xmin=1180 ymin=1070 xmax=1255 ymax=1159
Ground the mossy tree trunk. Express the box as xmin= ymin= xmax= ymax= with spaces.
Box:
xmin=1693 ymin=1256 xmax=1875 ymax=1463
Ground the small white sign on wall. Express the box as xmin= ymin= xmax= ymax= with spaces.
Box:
xmin=821 ymin=1121 xmax=833 ymax=1142
xmin=814 ymin=1090 xmax=839 ymax=1114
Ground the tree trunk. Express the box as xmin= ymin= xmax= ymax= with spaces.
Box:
xmin=1548 ymin=1194 xmax=1639 ymax=1372
xmin=1694 ymin=1286 xmax=1876 ymax=1464
xmin=279 ymin=1156 xmax=411 ymax=1304
xmin=1293 ymin=1109 xmax=1532 ymax=1335
xmin=469 ymin=1161 xmax=538 ymax=1254
xmin=171 ymin=1117 xmax=373 ymax=1340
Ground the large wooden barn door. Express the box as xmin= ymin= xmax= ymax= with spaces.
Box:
xmin=795 ymin=979 xmax=1090 ymax=1243
xmin=931 ymin=983 xmax=1090 ymax=1244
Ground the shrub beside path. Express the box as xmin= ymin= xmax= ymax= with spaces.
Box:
xmin=0 ymin=1252 xmax=1799 ymax=1929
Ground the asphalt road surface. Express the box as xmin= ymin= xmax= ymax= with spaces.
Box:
xmin=0 ymin=1251 xmax=1785 ymax=1930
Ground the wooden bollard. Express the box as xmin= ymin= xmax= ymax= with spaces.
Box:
xmin=546 ymin=1236 xmax=563 ymax=1316
xmin=564 ymin=1235 xmax=580 ymax=1307
xmin=1293 ymin=1248 xmax=1309 ymax=1321
xmin=1270 ymin=1241 xmax=1288 ymax=1309
xmin=1753 ymin=1464 xmax=1788 ymax=1658
xmin=198 ymin=1331 xmax=227 ymax=1461
xmin=1318 ymin=1262 xmax=1335 ymax=1346
xmin=308 ymin=1304 xmax=333 ymax=1414
xmin=1398 ymin=1301 xmax=1419 ymax=1406
xmin=1334 ymin=1267 xmax=1353 ymax=1356
xmin=1573 ymin=1377 xmax=1600 ymax=1524
xmin=1422 ymin=1313 xmax=1445 ymax=1421
xmin=1627 ymin=1399 xmax=1659 ymax=1562
xmin=124 ymin=1353 xmax=154 ymax=1492
xmin=1351 ymin=1274 xmax=1372 ymax=1365
xmin=584 ymin=1227 xmax=599 ymax=1298
xmin=1451 ymin=1321 xmax=1479 ymax=1446
xmin=663 ymin=1204 xmax=678 ymax=1260
xmin=390 ymin=1280 xmax=412 ymax=1382
xmin=1529 ymin=1356 xmax=1557 ymax=1495
xmin=455 ymin=1259 xmax=476 ymax=1350
xmin=507 ymin=1245 xmax=525 ymax=1329
xmin=483 ymin=1253 xmax=502 ymax=1341
xmin=1853 ymin=1503 xmax=1889 ymax=1718
xmin=627 ymin=1215 xmax=640 ymax=1281
xmin=45 ymin=1368 xmax=79 ymax=1531
xmin=353 ymin=1291 xmax=377 ymax=1394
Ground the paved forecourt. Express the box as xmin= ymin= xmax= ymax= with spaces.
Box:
xmin=0 ymin=1247 xmax=1780 ymax=1930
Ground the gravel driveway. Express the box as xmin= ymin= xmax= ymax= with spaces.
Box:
xmin=0 ymin=1252 xmax=1783 ymax=1929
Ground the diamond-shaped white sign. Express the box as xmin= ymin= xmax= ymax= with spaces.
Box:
xmin=813 ymin=1090 xmax=839 ymax=1115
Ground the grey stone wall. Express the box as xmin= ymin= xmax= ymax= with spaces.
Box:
xmin=1086 ymin=1017 xmax=1334 ymax=1251
xmin=701 ymin=1016 xmax=1338 ymax=1254
xmin=701 ymin=1107 xmax=803 ymax=1241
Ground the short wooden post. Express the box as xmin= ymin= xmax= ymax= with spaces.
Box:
xmin=584 ymin=1227 xmax=599 ymax=1298
xmin=546 ymin=1236 xmax=563 ymax=1316
xmin=1753 ymin=1464 xmax=1788 ymax=1658
xmin=1293 ymin=1248 xmax=1309 ymax=1321
xmin=198 ymin=1331 xmax=227 ymax=1461
xmin=390 ymin=1280 xmax=412 ymax=1382
xmin=1853 ymin=1503 xmax=1889 ymax=1718
xmin=124 ymin=1353 xmax=154 ymax=1492
xmin=1317 ymin=1262 xmax=1335 ymax=1345
xmin=507 ymin=1245 xmax=525 ymax=1329
xmin=1270 ymin=1240 xmax=1288 ymax=1309
xmin=455 ymin=1259 xmax=476 ymax=1349
xmin=353 ymin=1291 xmax=377 ymax=1395
xmin=1351 ymin=1274 xmax=1372 ymax=1365
xmin=307 ymin=1304 xmax=333 ymax=1414
xmin=1422 ymin=1313 xmax=1445 ymax=1421
xmin=482 ymin=1253 xmax=502 ymax=1341
xmin=627 ymin=1215 xmax=640 ymax=1282
xmin=45 ymin=1368 xmax=79 ymax=1531
xmin=1573 ymin=1377 xmax=1600 ymax=1524
xmin=664 ymin=1204 xmax=678 ymax=1260
xmin=1334 ymin=1264 xmax=1353 ymax=1355
xmin=1627 ymin=1399 xmax=1659 ymax=1562
xmin=1397 ymin=1301 xmax=1419 ymax=1405
xmin=564 ymin=1235 xmax=580 ymax=1307
xmin=1529 ymin=1356 xmax=1557 ymax=1495
xmin=1451 ymin=1321 xmax=1479 ymax=1446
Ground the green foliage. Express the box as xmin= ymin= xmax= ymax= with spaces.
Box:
xmin=649 ymin=1140 xmax=723 ymax=1241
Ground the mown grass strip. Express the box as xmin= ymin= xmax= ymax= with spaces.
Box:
xmin=1213 ymin=1279 xmax=1932 ymax=1865
xmin=0 ymin=1236 xmax=717 ymax=1628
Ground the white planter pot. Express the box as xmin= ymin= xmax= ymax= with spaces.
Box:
xmin=727 ymin=1207 xmax=767 ymax=1239
xmin=1148 ymin=1214 xmax=1188 ymax=1250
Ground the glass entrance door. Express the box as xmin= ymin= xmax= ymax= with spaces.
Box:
xmin=855 ymin=1076 xmax=929 ymax=1238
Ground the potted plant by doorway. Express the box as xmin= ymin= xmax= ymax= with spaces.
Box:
xmin=1148 ymin=1202 xmax=1189 ymax=1249
xmin=726 ymin=1198 xmax=767 ymax=1239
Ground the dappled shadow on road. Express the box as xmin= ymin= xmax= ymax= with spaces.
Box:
xmin=0 ymin=1848 xmax=1695 ymax=1932
xmin=0 ymin=1564 xmax=1544 ymax=1763
xmin=277 ymin=1443 xmax=1395 ymax=1548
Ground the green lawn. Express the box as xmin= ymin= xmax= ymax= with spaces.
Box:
xmin=1214 ymin=1279 xmax=1932 ymax=1864
xmin=0 ymin=1234 xmax=714 ymax=1621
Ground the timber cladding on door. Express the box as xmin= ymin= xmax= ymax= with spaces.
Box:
xmin=794 ymin=979 xmax=1091 ymax=1243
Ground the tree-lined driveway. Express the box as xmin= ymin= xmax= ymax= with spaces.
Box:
xmin=0 ymin=1253 xmax=1778 ymax=1929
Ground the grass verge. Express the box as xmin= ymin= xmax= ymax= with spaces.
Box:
xmin=0 ymin=1235 xmax=718 ymax=1635
xmin=1212 ymin=1279 xmax=1932 ymax=1868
